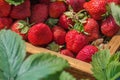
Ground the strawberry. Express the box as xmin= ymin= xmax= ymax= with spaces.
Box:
xmin=30 ymin=4 xmax=48 ymax=24
xmin=52 ymin=26 xmax=66 ymax=45
xmin=76 ymin=45 xmax=98 ymax=63
xmin=28 ymin=23 xmax=53 ymax=46
xmin=39 ymin=0 xmax=50 ymax=4
xmin=101 ymin=15 xmax=120 ymax=37
xmin=11 ymin=20 xmax=30 ymax=40
xmin=60 ymin=49 xmax=75 ymax=58
xmin=0 ymin=17 xmax=12 ymax=30
xmin=107 ymin=0 xmax=120 ymax=4
xmin=59 ymin=14 xmax=74 ymax=30
xmin=65 ymin=30 xmax=88 ymax=54
xmin=0 ymin=0 xmax=11 ymax=17
xmin=66 ymin=0 xmax=86 ymax=12
xmin=49 ymin=1 xmax=66 ymax=18
xmin=83 ymin=0 xmax=107 ymax=20
xmin=84 ymin=18 xmax=100 ymax=42
xmin=10 ymin=0 xmax=31 ymax=19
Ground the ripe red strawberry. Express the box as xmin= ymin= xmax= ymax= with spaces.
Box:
xmin=59 ymin=14 xmax=74 ymax=30
xmin=49 ymin=1 xmax=66 ymax=18
xmin=84 ymin=18 xmax=100 ymax=42
xmin=101 ymin=16 xmax=120 ymax=37
xmin=11 ymin=20 xmax=30 ymax=40
xmin=30 ymin=4 xmax=48 ymax=24
xmin=52 ymin=26 xmax=66 ymax=45
xmin=76 ymin=45 xmax=98 ymax=63
xmin=0 ymin=0 xmax=11 ymax=17
xmin=107 ymin=0 xmax=120 ymax=4
xmin=10 ymin=0 xmax=31 ymax=19
xmin=28 ymin=23 xmax=53 ymax=46
xmin=60 ymin=49 xmax=75 ymax=58
xmin=65 ymin=30 xmax=88 ymax=54
xmin=83 ymin=0 xmax=107 ymax=20
xmin=39 ymin=0 xmax=50 ymax=4
xmin=66 ymin=0 xmax=85 ymax=12
xmin=0 ymin=17 xmax=12 ymax=30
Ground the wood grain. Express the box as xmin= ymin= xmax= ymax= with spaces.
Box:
xmin=108 ymin=30 xmax=120 ymax=55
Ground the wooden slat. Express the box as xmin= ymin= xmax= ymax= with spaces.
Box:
xmin=26 ymin=42 xmax=93 ymax=74
xmin=108 ymin=30 xmax=120 ymax=55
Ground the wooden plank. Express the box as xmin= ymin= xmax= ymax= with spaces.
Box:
xmin=26 ymin=42 xmax=93 ymax=74
xmin=108 ymin=30 xmax=120 ymax=55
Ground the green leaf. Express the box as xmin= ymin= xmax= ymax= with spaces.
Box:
xmin=5 ymin=0 xmax=24 ymax=6
xmin=42 ymin=72 xmax=61 ymax=80
xmin=16 ymin=53 xmax=69 ymax=80
xmin=0 ymin=70 xmax=6 ymax=80
xmin=109 ymin=52 xmax=120 ymax=63
xmin=106 ymin=61 xmax=120 ymax=80
xmin=91 ymin=50 xmax=111 ymax=80
xmin=59 ymin=71 xmax=76 ymax=80
xmin=0 ymin=30 xmax=26 ymax=79
xmin=110 ymin=3 xmax=120 ymax=26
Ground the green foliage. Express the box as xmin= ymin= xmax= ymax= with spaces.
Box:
xmin=0 ymin=30 xmax=26 ymax=79
xmin=59 ymin=71 xmax=76 ymax=80
xmin=110 ymin=3 xmax=120 ymax=26
xmin=91 ymin=50 xmax=120 ymax=80
xmin=0 ymin=30 xmax=75 ymax=80
xmin=16 ymin=53 xmax=69 ymax=80
xmin=5 ymin=0 xmax=24 ymax=6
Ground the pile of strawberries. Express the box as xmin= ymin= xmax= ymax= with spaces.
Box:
xmin=0 ymin=0 xmax=120 ymax=63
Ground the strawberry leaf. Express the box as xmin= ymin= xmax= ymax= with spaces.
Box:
xmin=59 ymin=71 xmax=76 ymax=80
xmin=5 ymin=0 xmax=24 ymax=6
xmin=16 ymin=53 xmax=69 ymax=80
xmin=110 ymin=3 xmax=120 ymax=26
xmin=91 ymin=50 xmax=120 ymax=80
xmin=106 ymin=61 xmax=120 ymax=80
xmin=0 ymin=70 xmax=6 ymax=80
xmin=91 ymin=50 xmax=110 ymax=80
xmin=42 ymin=71 xmax=76 ymax=80
xmin=0 ymin=30 xmax=26 ymax=79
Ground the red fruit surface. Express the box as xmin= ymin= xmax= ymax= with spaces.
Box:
xmin=60 ymin=49 xmax=75 ymax=58
xmin=49 ymin=1 xmax=66 ymax=18
xmin=65 ymin=30 xmax=88 ymax=54
xmin=10 ymin=0 xmax=31 ymax=19
xmin=84 ymin=18 xmax=100 ymax=42
xmin=39 ymin=0 xmax=50 ymax=4
xmin=0 ymin=17 xmax=12 ymax=30
xmin=101 ymin=16 xmax=120 ymax=37
xmin=11 ymin=20 xmax=29 ymax=40
xmin=59 ymin=14 xmax=73 ymax=30
xmin=0 ymin=0 xmax=11 ymax=17
xmin=66 ymin=0 xmax=85 ymax=12
xmin=84 ymin=0 xmax=107 ymax=20
xmin=76 ymin=45 xmax=98 ymax=63
xmin=107 ymin=0 xmax=120 ymax=4
xmin=52 ymin=26 xmax=66 ymax=45
xmin=30 ymin=4 xmax=48 ymax=24
xmin=28 ymin=23 xmax=53 ymax=46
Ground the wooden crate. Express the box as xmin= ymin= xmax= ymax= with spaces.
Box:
xmin=26 ymin=31 xmax=120 ymax=80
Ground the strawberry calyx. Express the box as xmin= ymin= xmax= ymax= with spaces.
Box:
xmin=47 ymin=42 xmax=64 ymax=52
xmin=46 ymin=18 xmax=59 ymax=28
xmin=102 ymin=4 xmax=111 ymax=19
xmin=17 ymin=20 xmax=31 ymax=34
xmin=64 ymin=9 xmax=89 ymax=34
